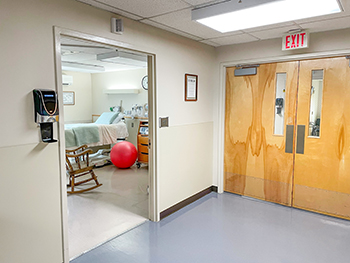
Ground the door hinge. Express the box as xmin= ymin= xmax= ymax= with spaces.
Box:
xmin=346 ymin=56 xmax=350 ymax=67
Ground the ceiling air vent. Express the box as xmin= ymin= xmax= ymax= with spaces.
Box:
xmin=62 ymin=75 xmax=73 ymax=85
xmin=111 ymin=18 xmax=123 ymax=34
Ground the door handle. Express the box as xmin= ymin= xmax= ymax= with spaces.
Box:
xmin=285 ymin=125 xmax=294 ymax=153
xmin=296 ymin=125 xmax=305 ymax=154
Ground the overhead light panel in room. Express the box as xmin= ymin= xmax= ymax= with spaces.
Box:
xmin=192 ymin=0 xmax=343 ymax=33
xmin=97 ymin=51 xmax=147 ymax=68
xmin=62 ymin=61 xmax=105 ymax=73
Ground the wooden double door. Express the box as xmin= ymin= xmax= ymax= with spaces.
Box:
xmin=224 ymin=57 xmax=350 ymax=220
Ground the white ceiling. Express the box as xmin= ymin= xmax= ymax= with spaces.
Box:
xmin=61 ymin=37 xmax=148 ymax=72
xmin=75 ymin=0 xmax=350 ymax=47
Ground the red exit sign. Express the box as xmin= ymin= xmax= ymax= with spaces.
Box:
xmin=282 ymin=31 xmax=309 ymax=51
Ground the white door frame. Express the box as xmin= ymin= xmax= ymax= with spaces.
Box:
xmin=217 ymin=49 xmax=350 ymax=194
xmin=53 ymin=27 xmax=159 ymax=263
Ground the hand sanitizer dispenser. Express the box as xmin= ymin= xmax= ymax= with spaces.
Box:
xmin=33 ymin=89 xmax=59 ymax=143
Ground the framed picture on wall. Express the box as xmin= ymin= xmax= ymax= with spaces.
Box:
xmin=185 ymin=74 xmax=198 ymax=101
xmin=63 ymin=91 xmax=75 ymax=105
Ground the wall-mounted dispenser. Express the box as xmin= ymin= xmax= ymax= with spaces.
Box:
xmin=275 ymin=98 xmax=284 ymax=115
xmin=33 ymin=89 xmax=59 ymax=143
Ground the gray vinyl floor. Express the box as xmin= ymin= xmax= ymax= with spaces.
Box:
xmin=71 ymin=191 xmax=350 ymax=263
xmin=68 ymin=164 xmax=149 ymax=259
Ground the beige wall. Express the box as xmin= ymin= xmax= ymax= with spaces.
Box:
xmin=0 ymin=143 xmax=63 ymax=263
xmin=91 ymin=68 xmax=148 ymax=114
xmin=63 ymin=71 xmax=92 ymax=123
xmin=0 ymin=0 xmax=215 ymax=262
xmin=159 ymin=122 xmax=213 ymax=211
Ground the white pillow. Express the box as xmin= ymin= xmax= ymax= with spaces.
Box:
xmin=112 ymin=113 xmax=124 ymax=124
xmin=95 ymin=112 xmax=116 ymax=124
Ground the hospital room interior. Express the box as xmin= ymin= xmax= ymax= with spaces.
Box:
xmin=61 ymin=37 xmax=149 ymax=259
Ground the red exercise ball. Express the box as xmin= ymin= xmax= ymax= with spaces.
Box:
xmin=110 ymin=141 xmax=138 ymax=169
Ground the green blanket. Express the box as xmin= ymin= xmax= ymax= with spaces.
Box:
xmin=65 ymin=129 xmax=76 ymax=148
xmin=73 ymin=124 xmax=100 ymax=146
xmin=65 ymin=124 xmax=100 ymax=147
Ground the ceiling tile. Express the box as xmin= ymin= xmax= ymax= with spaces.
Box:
xmin=248 ymin=25 xmax=302 ymax=40
xmin=294 ymin=0 xmax=350 ymax=24
xmin=142 ymin=19 xmax=204 ymax=41
xmin=76 ymin=0 xmax=350 ymax=48
xmin=76 ymin=0 xmax=143 ymax=20
xmin=297 ymin=15 xmax=350 ymax=33
xmin=199 ymin=39 xmax=221 ymax=47
xmin=340 ymin=0 xmax=350 ymax=13
xmin=148 ymin=8 xmax=243 ymax=39
xmin=208 ymin=33 xmax=260 ymax=46
xmin=243 ymin=21 xmax=297 ymax=33
xmin=294 ymin=12 xmax=350 ymax=24
xmin=96 ymin=0 xmax=191 ymax=18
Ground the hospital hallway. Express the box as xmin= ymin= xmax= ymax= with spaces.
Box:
xmin=71 ymin=191 xmax=350 ymax=263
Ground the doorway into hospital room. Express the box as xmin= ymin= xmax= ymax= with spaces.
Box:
xmin=224 ymin=56 xmax=350 ymax=221
xmin=58 ymin=36 xmax=153 ymax=260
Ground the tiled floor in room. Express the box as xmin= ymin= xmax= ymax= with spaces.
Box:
xmin=72 ymin=191 xmax=350 ymax=263
xmin=68 ymin=164 xmax=149 ymax=260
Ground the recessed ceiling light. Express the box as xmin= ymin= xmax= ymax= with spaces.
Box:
xmin=97 ymin=51 xmax=147 ymax=68
xmin=192 ymin=0 xmax=342 ymax=33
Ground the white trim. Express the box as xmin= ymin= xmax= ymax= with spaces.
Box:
xmin=217 ymin=64 xmax=226 ymax=194
xmin=147 ymin=54 xmax=159 ymax=221
xmin=53 ymin=27 xmax=69 ymax=263
xmin=217 ymin=49 xmax=350 ymax=194
xmin=53 ymin=27 xmax=159 ymax=263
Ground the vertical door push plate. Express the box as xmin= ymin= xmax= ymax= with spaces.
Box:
xmin=296 ymin=125 xmax=305 ymax=154
xmin=285 ymin=125 xmax=294 ymax=153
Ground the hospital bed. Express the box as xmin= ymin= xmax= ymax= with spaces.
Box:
xmin=65 ymin=112 xmax=128 ymax=148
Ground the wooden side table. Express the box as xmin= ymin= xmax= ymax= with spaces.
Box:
xmin=136 ymin=121 xmax=148 ymax=168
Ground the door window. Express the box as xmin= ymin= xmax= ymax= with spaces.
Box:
xmin=308 ymin=70 xmax=324 ymax=137
xmin=274 ymin=73 xmax=287 ymax=135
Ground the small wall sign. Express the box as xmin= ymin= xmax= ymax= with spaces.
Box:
xmin=185 ymin=74 xmax=198 ymax=101
xmin=63 ymin=91 xmax=75 ymax=105
xmin=282 ymin=31 xmax=309 ymax=51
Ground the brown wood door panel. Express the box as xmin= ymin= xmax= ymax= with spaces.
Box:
xmin=294 ymin=57 xmax=350 ymax=219
xmin=225 ymin=56 xmax=350 ymax=219
xmin=224 ymin=62 xmax=299 ymax=206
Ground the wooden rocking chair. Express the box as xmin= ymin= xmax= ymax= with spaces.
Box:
xmin=66 ymin=144 xmax=102 ymax=194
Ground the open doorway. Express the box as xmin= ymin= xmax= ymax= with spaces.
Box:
xmin=57 ymin=35 xmax=153 ymax=260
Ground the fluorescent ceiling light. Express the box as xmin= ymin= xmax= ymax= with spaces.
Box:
xmin=97 ymin=51 xmax=147 ymax=68
xmin=62 ymin=61 xmax=105 ymax=73
xmin=192 ymin=0 xmax=342 ymax=33
xmin=61 ymin=50 xmax=81 ymax=56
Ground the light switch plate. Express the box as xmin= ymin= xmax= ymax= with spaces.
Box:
xmin=159 ymin=117 xmax=169 ymax=128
